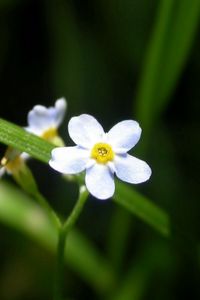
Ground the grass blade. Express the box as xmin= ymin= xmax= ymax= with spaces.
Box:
xmin=0 ymin=118 xmax=170 ymax=236
xmin=0 ymin=118 xmax=54 ymax=163
xmin=114 ymin=182 xmax=170 ymax=237
xmin=136 ymin=0 xmax=200 ymax=132
xmin=0 ymin=181 xmax=115 ymax=292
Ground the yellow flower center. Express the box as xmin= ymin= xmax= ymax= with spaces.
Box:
xmin=91 ymin=143 xmax=114 ymax=164
xmin=42 ymin=127 xmax=58 ymax=141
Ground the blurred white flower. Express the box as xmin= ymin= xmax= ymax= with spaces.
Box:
xmin=25 ymin=97 xmax=67 ymax=144
xmin=0 ymin=98 xmax=67 ymax=177
xmin=49 ymin=114 xmax=151 ymax=200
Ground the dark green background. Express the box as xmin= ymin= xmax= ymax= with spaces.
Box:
xmin=0 ymin=0 xmax=200 ymax=299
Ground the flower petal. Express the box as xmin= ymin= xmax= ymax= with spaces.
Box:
xmin=107 ymin=120 xmax=141 ymax=152
xmin=20 ymin=152 xmax=30 ymax=161
xmin=49 ymin=146 xmax=89 ymax=174
xmin=68 ymin=114 xmax=105 ymax=148
xmin=0 ymin=167 xmax=5 ymax=177
xmin=114 ymin=154 xmax=152 ymax=184
xmin=85 ymin=164 xmax=115 ymax=200
xmin=54 ymin=98 xmax=67 ymax=127
xmin=26 ymin=98 xmax=67 ymax=135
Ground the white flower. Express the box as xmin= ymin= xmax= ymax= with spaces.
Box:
xmin=0 ymin=98 xmax=67 ymax=177
xmin=25 ymin=97 xmax=67 ymax=142
xmin=49 ymin=114 xmax=152 ymax=200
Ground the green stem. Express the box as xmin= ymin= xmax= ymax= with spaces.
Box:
xmin=54 ymin=226 xmax=66 ymax=300
xmin=12 ymin=162 xmax=61 ymax=229
xmin=35 ymin=191 xmax=61 ymax=229
xmin=54 ymin=185 xmax=88 ymax=300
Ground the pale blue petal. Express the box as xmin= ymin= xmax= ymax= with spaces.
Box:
xmin=68 ymin=114 xmax=105 ymax=148
xmin=27 ymin=98 xmax=67 ymax=135
xmin=85 ymin=164 xmax=115 ymax=200
xmin=54 ymin=98 xmax=67 ymax=127
xmin=107 ymin=120 xmax=141 ymax=152
xmin=0 ymin=167 xmax=5 ymax=177
xmin=114 ymin=154 xmax=152 ymax=184
xmin=49 ymin=146 xmax=89 ymax=174
xmin=20 ymin=152 xmax=30 ymax=161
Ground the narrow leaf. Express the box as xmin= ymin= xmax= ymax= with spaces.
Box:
xmin=0 ymin=118 xmax=170 ymax=237
xmin=136 ymin=0 xmax=174 ymax=130
xmin=136 ymin=0 xmax=200 ymax=131
xmin=0 ymin=118 xmax=54 ymax=163
xmin=114 ymin=181 xmax=170 ymax=237
xmin=0 ymin=181 xmax=115 ymax=292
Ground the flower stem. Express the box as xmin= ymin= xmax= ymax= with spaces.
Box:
xmin=54 ymin=185 xmax=88 ymax=300
xmin=12 ymin=161 xmax=61 ymax=229
xmin=54 ymin=226 xmax=66 ymax=300
xmin=35 ymin=191 xmax=61 ymax=229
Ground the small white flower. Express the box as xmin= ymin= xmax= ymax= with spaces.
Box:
xmin=25 ymin=97 xmax=67 ymax=142
xmin=0 ymin=98 xmax=67 ymax=177
xmin=49 ymin=114 xmax=152 ymax=200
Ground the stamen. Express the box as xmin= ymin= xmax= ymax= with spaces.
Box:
xmin=91 ymin=143 xmax=114 ymax=164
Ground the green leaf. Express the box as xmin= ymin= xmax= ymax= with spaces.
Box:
xmin=114 ymin=181 xmax=170 ymax=237
xmin=136 ymin=0 xmax=200 ymax=132
xmin=107 ymin=207 xmax=133 ymax=271
xmin=0 ymin=181 xmax=115 ymax=293
xmin=0 ymin=118 xmax=170 ymax=237
xmin=0 ymin=118 xmax=54 ymax=163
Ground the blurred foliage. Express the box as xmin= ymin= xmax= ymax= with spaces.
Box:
xmin=0 ymin=0 xmax=200 ymax=299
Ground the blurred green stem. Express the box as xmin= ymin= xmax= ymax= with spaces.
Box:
xmin=54 ymin=185 xmax=88 ymax=300
xmin=107 ymin=207 xmax=132 ymax=272
xmin=34 ymin=191 xmax=61 ymax=229
xmin=12 ymin=160 xmax=89 ymax=299
xmin=12 ymin=162 xmax=61 ymax=229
